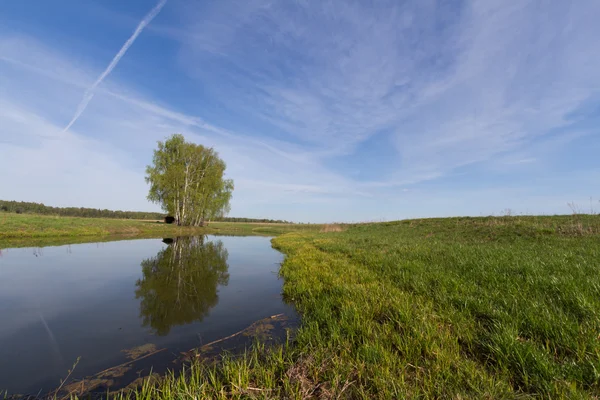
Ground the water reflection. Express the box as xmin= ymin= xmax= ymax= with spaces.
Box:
xmin=135 ymin=236 xmax=230 ymax=336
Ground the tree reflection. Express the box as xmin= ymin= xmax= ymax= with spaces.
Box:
xmin=135 ymin=236 xmax=229 ymax=336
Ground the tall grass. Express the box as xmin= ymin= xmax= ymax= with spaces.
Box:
xmin=272 ymin=215 xmax=600 ymax=398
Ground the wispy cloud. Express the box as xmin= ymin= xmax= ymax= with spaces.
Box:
xmin=176 ymin=0 xmax=600 ymax=185
xmin=62 ymin=0 xmax=167 ymax=133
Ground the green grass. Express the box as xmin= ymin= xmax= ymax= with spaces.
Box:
xmin=0 ymin=213 xmax=321 ymax=248
xmin=56 ymin=214 xmax=600 ymax=399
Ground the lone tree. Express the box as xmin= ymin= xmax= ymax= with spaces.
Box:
xmin=145 ymin=134 xmax=234 ymax=226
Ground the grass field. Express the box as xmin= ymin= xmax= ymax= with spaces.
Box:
xmin=68 ymin=214 xmax=599 ymax=399
xmin=3 ymin=213 xmax=600 ymax=398
xmin=0 ymin=213 xmax=321 ymax=248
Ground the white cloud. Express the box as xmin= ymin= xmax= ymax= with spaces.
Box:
xmin=388 ymin=0 xmax=600 ymax=179
xmin=175 ymin=0 xmax=600 ymax=187
xmin=0 ymin=108 xmax=148 ymax=210
xmin=177 ymin=0 xmax=459 ymax=150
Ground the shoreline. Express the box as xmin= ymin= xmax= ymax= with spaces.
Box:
xmin=0 ymin=213 xmax=322 ymax=249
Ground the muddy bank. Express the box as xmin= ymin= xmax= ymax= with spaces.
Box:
xmin=8 ymin=314 xmax=298 ymax=400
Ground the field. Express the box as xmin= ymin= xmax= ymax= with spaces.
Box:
xmin=83 ymin=214 xmax=600 ymax=399
xmin=3 ymin=213 xmax=600 ymax=398
xmin=0 ymin=213 xmax=321 ymax=248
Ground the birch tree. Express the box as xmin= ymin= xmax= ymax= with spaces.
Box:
xmin=145 ymin=134 xmax=234 ymax=226
xmin=136 ymin=236 xmax=229 ymax=335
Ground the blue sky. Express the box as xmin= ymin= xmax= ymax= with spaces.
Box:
xmin=0 ymin=0 xmax=598 ymax=223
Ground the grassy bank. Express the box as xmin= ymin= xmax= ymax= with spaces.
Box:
xmin=63 ymin=214 xmax=599 ymax=399
xmin=0 ymin=213 xmax=320 ymax=248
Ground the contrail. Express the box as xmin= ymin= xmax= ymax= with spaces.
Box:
xmin=62 ymin=0 xmax=167 ymax=133
xmin=38 ymin=310 xmax=63 ymax=366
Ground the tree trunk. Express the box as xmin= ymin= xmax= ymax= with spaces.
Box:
xmin=181 ymin=161 xmax=190 ymax=226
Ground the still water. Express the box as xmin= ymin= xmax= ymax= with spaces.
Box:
xmin=0 ymin=236 xmax=295 ymax=395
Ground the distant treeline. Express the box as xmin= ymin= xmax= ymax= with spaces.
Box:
xmin=0 ymin=200 xmax=164 ymax=220
xmin=0 ymin=200 xmax=290 ymax=223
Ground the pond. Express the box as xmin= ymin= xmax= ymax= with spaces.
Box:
xmin=0 ymin=235 xmax=296 ymax=396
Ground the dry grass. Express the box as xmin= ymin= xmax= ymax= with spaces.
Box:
xmin=320 ymin=224 xmax=344 ymax=233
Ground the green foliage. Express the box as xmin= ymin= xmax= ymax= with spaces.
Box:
xmin=136 ymin=236 xmax=230 ymax=335
xmin=145 ymin=134 xmax=234 ymax=226
xmin=0 ymin=200 xmax=163 ymax=220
